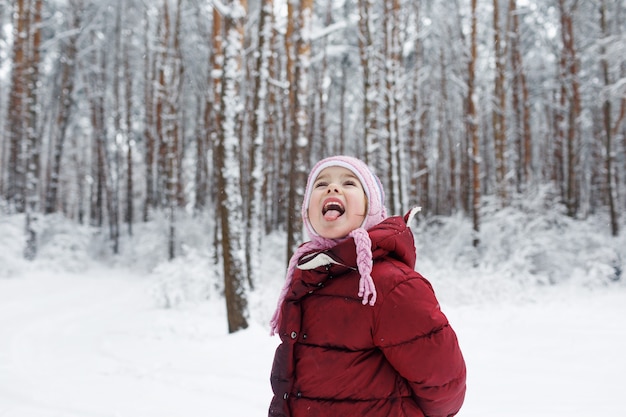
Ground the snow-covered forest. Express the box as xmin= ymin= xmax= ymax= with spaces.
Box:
xmin=1 ymin=0 xmax=626 ymax=333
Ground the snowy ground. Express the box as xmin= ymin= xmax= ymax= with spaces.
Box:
xmin=0 ymin=270 xmax=276 ymax=417
xmin=1 ymin=269 xmax=625 ymax=417
xmin=1 ymin=199 xmax=626 ymax=416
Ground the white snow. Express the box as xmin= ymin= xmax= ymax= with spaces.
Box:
xmin=1 ymin=199 xmax=625 ymax=416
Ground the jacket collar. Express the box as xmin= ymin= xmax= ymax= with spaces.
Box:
xmin=297 ymin=214 xmax=416 ymax=273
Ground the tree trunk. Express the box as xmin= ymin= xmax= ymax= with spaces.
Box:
xmin=286 ymin=0 xmax=313 ymax=261
xmin=156 ymin=0 xmax=183 ymax=260
xmin=358 ymin=0 xmax=377 ymax=167
xmin=468 ymin=0 xmax=480 ymax=247
xmin=211 ymin=5 xmax=224 ymax=273
xmin=508 ymin=0 xmax=532 ymax=191
xmin=24 ymin=0 xmax=43 ymax=260
xmin=246 ymin=0 xmax=273 ymax=288
xmin=436 ymin=46 xmax=449 ymax=215
xmin=492 ymin=0 xmax=507 ymax=203
xmin=110 ymin=0 xmax=124 ymax=254
xmin=86 ymin=46 xmax=109 ymax=231
xmin=194 ymin=0 xmax=212 ymax=215
xmin=45 ymin=6 xmax=80 ymax=215
xmin=123 ymin=6 xmax=134 ymax=236
xmin=383 ymin=0 xmax=403 ymax=214
xmin=599 ymin=1 xmax=619 ymax=236
xmin=218 ymin=0 xmax=249 ymax=333
xmin=407 ymin=1 xmax=427 ymax=211
xmin=558 ymin=0 xmax=581 ymax=218
xmin=7 ymin=0 xmax=29 ymax=213
xmin=142 ymin=7 xmax=156 ymax=222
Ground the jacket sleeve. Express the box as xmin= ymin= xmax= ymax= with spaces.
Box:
xmin=374 ymin=275 xmax=466 ymax=417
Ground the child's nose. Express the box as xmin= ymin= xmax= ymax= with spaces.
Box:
xmin=326 ymin=184 xmax=340 ymax=193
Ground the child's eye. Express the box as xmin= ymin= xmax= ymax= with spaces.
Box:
xmin=314 ymin=181 xmax=328 ymax=188
xmin=344 ymin=180 xmax=357 ymax=186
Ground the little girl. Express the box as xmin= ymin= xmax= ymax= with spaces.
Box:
xmin=269 ymin=156 xmax=466 ymax=417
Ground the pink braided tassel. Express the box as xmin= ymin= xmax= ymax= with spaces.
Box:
xmin=350 ymin=228 xmax=377 ymax=306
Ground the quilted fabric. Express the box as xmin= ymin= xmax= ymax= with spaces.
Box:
xmin=269 ymin=216 xmax=466 ymax=417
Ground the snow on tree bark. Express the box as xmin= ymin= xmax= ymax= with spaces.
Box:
xmin=217 ymin=0 xmax=249 ymax=333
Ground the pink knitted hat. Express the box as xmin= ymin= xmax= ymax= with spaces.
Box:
xmin=270 ymin=156 xmax=388 ymax=335
xmin=302 ymin=155 xmax=387 ymax=239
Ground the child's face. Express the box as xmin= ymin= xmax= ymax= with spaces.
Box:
xmin=307 ymin=166 xmax=367 ymax=239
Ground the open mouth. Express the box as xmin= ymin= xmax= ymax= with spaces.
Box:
xmin=322 ymin=201 xmax=345 ymax=219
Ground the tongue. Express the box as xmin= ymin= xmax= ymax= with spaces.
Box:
xmin=324 ymin=210 xmax=342 ymax=221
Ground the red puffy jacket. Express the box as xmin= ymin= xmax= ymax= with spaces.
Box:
xmin=269 ymin=215 xmax=466 ymax=417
